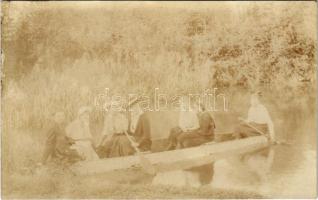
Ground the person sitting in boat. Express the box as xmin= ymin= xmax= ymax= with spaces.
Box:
xmin=127 ymin=98 xmax=152 ymax=152
xmin=178 ymin=101 xmax=216 ymax=148
xmin=66 ymin=106 xmax=99 ymax=161
xmin=166 ymin=97 xmax=216 ymax=185
xmin=40 ymin=112 xmax=82 ymax=165
xmin=235 ymin=92 xmax=276 ymax=185
xmin=97 ymin=108 xmax=135 ymax=158
xmin=234 ymin=92 xmax=275 ymax=141
xmin=166 ymin=95 xmax=200 ymax=150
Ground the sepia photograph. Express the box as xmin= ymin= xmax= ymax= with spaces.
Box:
xmin=1 ymin=1 xmax=317 ymax=199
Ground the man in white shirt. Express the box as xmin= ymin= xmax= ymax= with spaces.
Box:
xmin=166 ymin=95 xmax=200 ymax=150
xmin=235 ymin=93 xmax=275 ymax=141
xmin=178 ymin=102 xmax=216 ymax=148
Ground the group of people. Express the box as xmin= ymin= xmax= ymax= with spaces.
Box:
xmin=40 ymin=92 xmax=275 ymax=169
xmin=40 ymin=98 xmax=152 ymax=165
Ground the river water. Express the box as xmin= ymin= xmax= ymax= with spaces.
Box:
xmin=211 ymin=145 xmax=316 ymax=198
xmin=149 ymin=109 xmax=316 ymax=198
xmin=152 ymin=145 xmax=316 ymax=198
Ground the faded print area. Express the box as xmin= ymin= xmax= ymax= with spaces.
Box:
xmin=1 ymin=1 xmax=317 ymax=199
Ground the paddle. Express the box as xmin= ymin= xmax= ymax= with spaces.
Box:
xmin=238 ymin=118 xmax=292 ymax=146
xmin=123 ymin=131 xmax=156 ymax=175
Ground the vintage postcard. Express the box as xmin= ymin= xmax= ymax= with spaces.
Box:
xmin=1 ymin=1 xmax=317 ymax=199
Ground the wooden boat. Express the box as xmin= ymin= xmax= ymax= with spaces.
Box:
xmin=70 ymin=135 xmax=269 ymax=175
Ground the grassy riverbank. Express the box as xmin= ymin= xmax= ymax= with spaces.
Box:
xmin=3 ymin=171 xmax=264 ymax=199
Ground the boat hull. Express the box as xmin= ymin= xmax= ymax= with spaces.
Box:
xmin=70 ymin=136 xmax=269 ymax=175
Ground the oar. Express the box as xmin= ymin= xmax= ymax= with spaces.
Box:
xmin=123 ymin=131 xmax=156 ymax=175
xmin=238 ymin=118 xmax=267 ymax=136
xmin=238 ymin=118 xmax=292 ymax=146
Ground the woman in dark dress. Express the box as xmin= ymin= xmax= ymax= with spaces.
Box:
xmin=127 ymin=100 xmax=152 ymax=152
xmin=97 ymin=110 xmax=135 ymax=158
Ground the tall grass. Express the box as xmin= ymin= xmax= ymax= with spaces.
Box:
xmin=2 ymin=2 xmax=315 ymax=129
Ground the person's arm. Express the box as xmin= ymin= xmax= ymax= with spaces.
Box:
xmin=136 ymin=114 xmax=151 ymax=145
xmin=267 ymin=115 xmax=275 ymax=141
xmin=264 ymin=107 xmax=275 ymax=141
xmin=41 ymin=126 xmax=56 ymax=164
xmin=41 ymin=145 xmax=53 ymax=164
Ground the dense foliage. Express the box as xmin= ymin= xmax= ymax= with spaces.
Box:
xmin=2 ymin=2 xmax=316 ymax=129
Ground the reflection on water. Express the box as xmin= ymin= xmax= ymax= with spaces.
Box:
xmin=267 ymin=146 xmax=316 ymax=198
xmin=150 ymin=104 xmax=316 ymax=197
xmin=211 ymin=146 xmax=276 ymax=194
xmin=153 ymin=170 xmax=202 ymax=188
xmin=152 ymin=145 xmax=316 ymax=198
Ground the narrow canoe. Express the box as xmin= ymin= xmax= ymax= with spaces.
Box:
xmin=70 ymin=135 xmax=269 ymax=175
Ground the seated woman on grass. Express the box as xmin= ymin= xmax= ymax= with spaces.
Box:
xmin=40 ymin=112 xmax=82 ymax=166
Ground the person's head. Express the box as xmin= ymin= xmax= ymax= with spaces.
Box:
xmin=53 ymin=112 xmax=65 ymax=124
xmin=78 ymin=106 xmax=91 ymax=122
